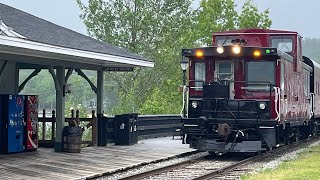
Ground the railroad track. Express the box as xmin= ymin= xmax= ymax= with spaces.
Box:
xmin=118 ymin=137 xmax=320 ymax=180
xmin=119 ymin=155 xmax=242 ymax=180
xmin=195 ymin=137 xmax=320 ymax=180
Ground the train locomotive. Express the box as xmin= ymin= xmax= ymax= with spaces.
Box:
xmin=181 ymin=29 xmax=320 ymax=153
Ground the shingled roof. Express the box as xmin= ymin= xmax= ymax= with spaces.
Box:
xmin=0 ymin=3 xmax=151 ymax=63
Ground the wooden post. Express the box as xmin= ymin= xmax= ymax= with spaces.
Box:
xmin=42 ymin=109 xmax=46 ymax=140
xmin=71 ymin=109 xmax=75 ymax=118
xmin=97 ymin=70 xmax=106 ymax=146
xmin=86 ymin=110 xmax=97 ymax=146
xmin=54 ymin=66 xmax=65 ymax=152
xmin=52 ymin=110 xmax=56 ymax=144
xmin=76 ymin=110 xmax=80 ymax=126
xmin=92 ymin=110 xmax=97 ymax=146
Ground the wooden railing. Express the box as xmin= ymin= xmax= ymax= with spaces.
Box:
xmin=38 ymin=110 xmax=182 ymax=148
xmin=38 ymin=109 xmax=97 ymax=148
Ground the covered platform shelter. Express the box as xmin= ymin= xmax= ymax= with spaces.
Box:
xmin=0 ymin=3 xmax=154 ymax=152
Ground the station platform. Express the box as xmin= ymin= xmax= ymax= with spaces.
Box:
xmin=0 ymin=137 xmax=194 ymax=180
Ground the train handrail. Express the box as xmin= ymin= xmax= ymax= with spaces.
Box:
xmin=310 ymin=93 xmax=314 ymax=119
xmin=188 ymin=80 xmax=204 ymax=90
xmin=180 ymin=85 xmax=189 ymax=118
xmin=273 ymin=87 xmax=281 ymax=122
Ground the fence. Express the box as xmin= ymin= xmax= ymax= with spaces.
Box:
xmin=106 ymin=114 xmax=182 ymax=143
xmin=38 ymin=109 xmax=96 ymax=147
xmin=38 ymin=110 xmax=182 ymax=148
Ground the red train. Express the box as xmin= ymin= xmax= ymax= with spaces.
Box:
xmin=182 ymin=29 xmax=320 ymax=153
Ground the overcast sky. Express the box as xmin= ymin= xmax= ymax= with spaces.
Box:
xmin=0 ymin=0 xmax=319 ymax=38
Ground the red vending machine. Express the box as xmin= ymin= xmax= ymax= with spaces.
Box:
xmin=24 ymin=95 xmax=38 ymax=151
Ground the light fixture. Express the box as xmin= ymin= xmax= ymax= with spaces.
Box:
xmin=195 ymin=50 xmax=204 ymax=57
xmin=232 ymin=46 xmax=241 ymax=54
xmin=64 ymin=83 xmax=73 ymax=96
xmin=266 ymin=49 xmax=271 ymax=54
xmin=217 ymin=47 xmax=224 ymax=54
xmin=191 ymin=101 xmax=198 ymax=108
xmin=259 ymin=103 xmax=266 ymax=110
xmin=180 ymin=59 xmax=188 ymax=71
xmin=253 ymin=50 xmax=261 ymax=57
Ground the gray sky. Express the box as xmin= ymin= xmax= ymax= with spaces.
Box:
xmin=0 ymin=0 xmax=319 ymax=38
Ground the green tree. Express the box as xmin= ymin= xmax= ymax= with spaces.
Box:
xmin=196 ymin=0 xmax=238 ymax=45
xmin=77 ymin=0 xmax=194 ymax=114
xmin=195 ymin=0 xmax=272 ymax=45
xmin=238 ymin=0 xmax=272 ymax=29
xmin=20 ymin=70 xmax=56 ymax=110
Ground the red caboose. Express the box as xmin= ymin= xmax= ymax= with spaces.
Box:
xmin=182 ymin=29 xmax=319 ymax=153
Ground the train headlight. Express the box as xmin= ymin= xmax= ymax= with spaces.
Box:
xmin=232 ymin=45 xmax=241 ymax=54
xmin=259 ymin=103 xmax=266 ymax=110
xmin=195 ymin=50 xmax=204 ymax=58
xmin=217 ymin=46 xmax=224 ymax=54
xmin=253 ymin=50 xmax=261 ymax=57
xmin=191 ymin=101 xmax=198 ymax=109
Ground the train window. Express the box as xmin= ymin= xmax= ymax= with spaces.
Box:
xmin=194 ymin=62 xmax=206 ymax=90
xmin=307 ymin=74 xmax=310 ymax=95
xmin=305 ymin=72 xmax=310 ymax=96
xmin=246 ymin=61 xmax=275 ymax=91
xmin=270 ymin=36 xmax=293 ymax=53
xmin=217 ymin=62 xmax=233 ymax=80
xmin=215 ymin=36 xmax=238 ymax=46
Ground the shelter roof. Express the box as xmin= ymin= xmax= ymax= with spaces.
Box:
xmin=0 ymin=3 xmax=154 ymax=69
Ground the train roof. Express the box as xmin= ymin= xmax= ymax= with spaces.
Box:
xmin=303 ymin=56 xmax=320 ymax=70
xmin=213 ymin=29 xmax=298 ymax=36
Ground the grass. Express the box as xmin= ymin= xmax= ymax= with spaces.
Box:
xmin=241 ymin=145 xmax=320 ymax=180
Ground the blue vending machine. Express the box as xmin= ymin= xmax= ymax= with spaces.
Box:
xmin=0 ymin=95 xmax=25 ymax=153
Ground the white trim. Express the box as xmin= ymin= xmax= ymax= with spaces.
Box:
xmin=310 ymin=58 xmax=320 ymax=70
xmin=0 ymin=35 xmax=154 ymax=68
xmin=0 ymin=20 xmax=26 ymax=39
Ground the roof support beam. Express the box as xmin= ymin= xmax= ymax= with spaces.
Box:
xmin=65 ymin=68 xmax=73 ymax=83
xmin=75 ymin=69 xmax=97 ymax=94
xmin=0 ymin=60 xmax=8 ymax=79
xmin=48 ymin=66 xmax=60 ymax=92
xmin=18 ymin=68 xmax=41 ymax=93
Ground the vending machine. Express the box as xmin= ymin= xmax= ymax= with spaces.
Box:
xmin=24 ymin=95 xmax=38 ymax=151
xmin=0 ymin=95 xmax=25 ymax=153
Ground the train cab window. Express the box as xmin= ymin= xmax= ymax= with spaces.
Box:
xmin=216 ymin=36 xmax=238 ymax=46
xmin=217 ymin=62 xmax=233 ymax=80
xmin=194 ymin=62 xmax=206 ymax=90
xmin=304 ymin=72 xmax=310 ymax=96
xmin=270 ymin=36 xmax=293 ymax=53
xmin=246 ymin=61 xmax=275 ymax=91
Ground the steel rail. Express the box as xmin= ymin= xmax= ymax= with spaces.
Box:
xmin=193 ymin=137 xmax=320 ymax=180
xmin=119 ymin=156 xmax=208 ymax=180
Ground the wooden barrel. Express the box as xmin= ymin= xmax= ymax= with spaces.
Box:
xmin=64 ymin=136 xmax=81 ymax=153
xmin=63 ymin=126 xmax=82 ymax=153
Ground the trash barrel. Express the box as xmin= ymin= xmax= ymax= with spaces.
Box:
xmin=114 ymin=113 xmax=138 ymax=145
xmin=63 ymin=126 xmax=83 ymax=153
